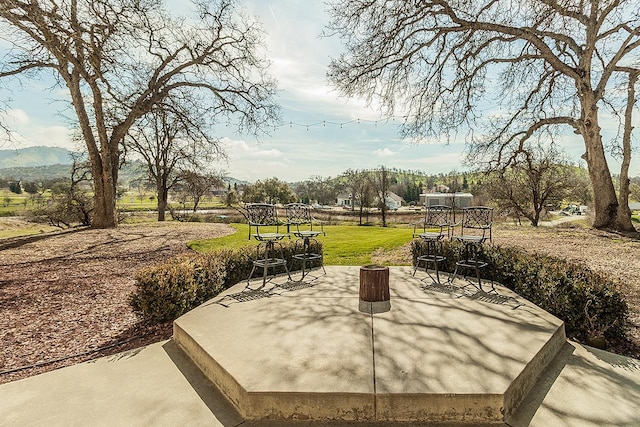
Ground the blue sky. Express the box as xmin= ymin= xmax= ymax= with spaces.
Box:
xmin=0 ymin=0 xmax=636 ymax=182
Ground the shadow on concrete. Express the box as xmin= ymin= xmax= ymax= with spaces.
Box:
xmin=214 ymin=273 xmax=324 ymax=307
xmin=162 ymin=340 xmax=245 ymax=427
xmin=178 ymin=267 xmax=563 ymax=424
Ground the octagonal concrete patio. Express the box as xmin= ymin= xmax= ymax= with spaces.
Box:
xmin=174 ymin=266 xmax=565 ymax=424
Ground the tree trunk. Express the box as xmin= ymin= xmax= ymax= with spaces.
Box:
xmin=584 ymin=138 xmax=619 ymax=229
xmin=91 ymin=166 xmax=118 ymax=228
xmin=157 ymin=182 xmax=168 ymax=221
xmin=67 ymin=74 xmax=118 ymax=229
xmin=580 ymin=95 xmax=622 ymax=230
xmin=531 ymin=212 xmax=539 ymax=227
xmin=615 ymin=71 xmax=638 ymax=232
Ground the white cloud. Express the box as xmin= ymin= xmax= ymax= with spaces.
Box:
xmin=222 ymin=137 xmax=285 ymax=158
xmin=1 ymin=108 xmax=30 ymax=126
xmin=0 ymin=108 xmax=74 ymax=150
xmin=374 ymin=147 xmax=396 ymax=157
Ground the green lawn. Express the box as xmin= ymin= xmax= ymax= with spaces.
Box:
xmin=188 ymin=223 xmax=415 ymax=265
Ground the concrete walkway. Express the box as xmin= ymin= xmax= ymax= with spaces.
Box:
xmin=1 ymin=267 xmax=639 ymax=426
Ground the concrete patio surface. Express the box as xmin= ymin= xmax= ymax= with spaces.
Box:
xmin=174 ymin=266 xmax=564 ymax=423
xmin=1 ymin=266 xmax=639 ymax=426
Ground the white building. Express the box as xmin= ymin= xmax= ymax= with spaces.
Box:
xmin=385 ymin=191 xmax=404 ymax=210
xmin=419 ymin=192 xmax=474 ymax=208
xmin=337 ymin=191 xmax=405 ymax=210
xmin=336 ymin=194 xmax=352 ymax=207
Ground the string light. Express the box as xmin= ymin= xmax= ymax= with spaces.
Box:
xmin=272 ymin=115 xmax=409 ymax=130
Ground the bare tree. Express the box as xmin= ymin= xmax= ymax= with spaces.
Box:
xmin=182 ymin=170 xmax=225 ymax=212
xmin=484 ymin=147 xmax=583 ymax=226
xmin=342 ymin=169 xmax=376 ymax=225
xmin=372 ymin=165 xmax=391 ymax=227
xmin=31 ymin=153 xmax=93 ymax=227
xmin=242 ymin=178 xmax=296 ymax=205
xmin=126 ymin=105 xmax=223 ymax=221
xmin=292 ymin=175 xmax=338 ymax=206
xmin=0 ymin=0 xmax=278 ymax=228
xmin=326 ymin=0 xmax=640 ymax=231
xmin=615 ymin=69 xmax=639 ymax=227
xmin=631 ymin=177 xmax=640 ymax=202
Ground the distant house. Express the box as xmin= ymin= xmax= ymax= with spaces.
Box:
xmin=630 ymin=202 xmax=640 ymax=213
xmin=419 ymin=192 xmax=474 ymax=208
xmin=338 ymin=192 xmax=404 ymax=210
xmin=385 ymin=191 xmax=404 ymax=210
xmin=336 ymin=193 xmax=352 ymax=207
xmin=431 ymin=184 xmax=450 ymax=193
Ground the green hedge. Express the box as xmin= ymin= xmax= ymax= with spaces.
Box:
xmin=411 ymin=240 xmax=628 ymax=344
xmin=129 ymin=240 xmax=323 ymax=323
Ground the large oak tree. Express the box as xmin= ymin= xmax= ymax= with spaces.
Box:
xmin=326 ymin=0 xmax=639 ymax=231
xmin=0 ymin=0 xmax=278 ymax=228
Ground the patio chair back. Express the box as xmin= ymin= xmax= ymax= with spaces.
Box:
xmin=285 ymin=203 xmax=325 ymax=235
xmin=246 ymin=203 xmax=282 ymax=239
xmin=414 ymin=205 xmax=453 ymax=238
xmin=460 ymin=206 xmax=493 ymax=241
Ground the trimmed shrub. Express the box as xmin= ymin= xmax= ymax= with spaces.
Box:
xmin=411 ymin=240 xmax=628 ymax=344
xmin=129 ymin=253 xmax=226 ymax=323
xmin=130 ymin=240 xmax=323 ymax=322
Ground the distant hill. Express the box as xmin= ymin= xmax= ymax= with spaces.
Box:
xmin=0 ymin=161 xmax=149 ymax=186
xmin=0 ymin=164 xmax=74 ymax=182
xmin=0 ymin=146 xmax=248 ymax=187
xmin=0 ymin=146 xmax=76 ymax=169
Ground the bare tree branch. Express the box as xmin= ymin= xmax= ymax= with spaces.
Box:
xmin=0 ymin=0 xmax=279 ymax=228
xmin=326 ymin=0 xmax=640 ymax=230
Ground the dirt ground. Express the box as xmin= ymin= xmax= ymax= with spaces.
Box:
xmin=0 ymin=221 xmax=235 ymax=384
xmin=1 ymin=219 xmax=639 ymax=385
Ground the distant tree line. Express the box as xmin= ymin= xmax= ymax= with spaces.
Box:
xmin=2 ymin=156 xmax=631 ymax=229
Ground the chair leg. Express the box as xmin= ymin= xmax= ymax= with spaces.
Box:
xmin=276 ymin=241 xmax=292 ymax=281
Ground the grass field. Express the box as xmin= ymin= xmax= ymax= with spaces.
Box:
xmin=188 ymin=223 xmax=415 ymax=266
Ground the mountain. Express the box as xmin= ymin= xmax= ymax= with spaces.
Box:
xmin=0 ymin=164 xmax=74 ymax=182
xmin=0 ymin=146 xmax=248 ymax=187
xmin=0 ymin=146 xmax=75 ymax=169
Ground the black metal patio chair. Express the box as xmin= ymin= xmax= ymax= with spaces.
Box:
xmin=451 ymin=206 xmax=494 ymax=291
xmin=245 ymin=203 xmax=291 ymax=286
xmin=412 ymin=205 xmax=453 ymax=283
xmin=285 ymin=203 xmax=325 ymax=279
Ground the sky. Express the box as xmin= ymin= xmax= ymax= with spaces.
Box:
xmin=0 ymin=0 xmax=637 ymax=182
